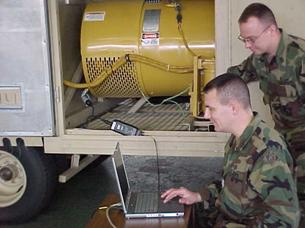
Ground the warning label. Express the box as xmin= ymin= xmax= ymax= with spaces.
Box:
xmin=141 ymin=32 xmax=159 ymax=46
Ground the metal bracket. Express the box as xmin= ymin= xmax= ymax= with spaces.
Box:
xmin=189 ymin=57 xmax=215 ymax=118
xmin=189 ymin=56 xmax=204 ymax=117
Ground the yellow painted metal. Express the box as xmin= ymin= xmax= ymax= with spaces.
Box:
xmin=81 ymin=0 xmax=215 ymax=98
xmin=201 ymin=58 xmax=215 ymax=108
xmin=189 ymin=57 xmax=214 ymax=117
xmin=190 ymin=56 xmax=203 ymax=117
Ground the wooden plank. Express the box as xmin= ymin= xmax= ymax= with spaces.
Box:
xmin=44 ymin=133 xmax=228 ymax=157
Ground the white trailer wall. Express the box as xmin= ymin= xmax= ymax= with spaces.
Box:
xmin=0 ymin=0 xmax=54 ymax=136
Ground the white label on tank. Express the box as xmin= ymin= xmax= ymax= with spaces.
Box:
xmin=83 ymin=12 xmax=106 ymax=21
xmin=141 ymin=32 xmax=159 ymax=46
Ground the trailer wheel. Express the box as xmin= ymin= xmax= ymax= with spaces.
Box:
xmin=0 ymin=147 xmax=56 ymax=223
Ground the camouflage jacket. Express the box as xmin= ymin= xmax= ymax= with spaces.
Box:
xmin=227 ymin=29 xmax=305 ymax=136
xmin=199 ymin=113 xmax=300 ymax=227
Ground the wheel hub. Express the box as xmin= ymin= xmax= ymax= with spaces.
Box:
xmin=0 ymin=150 xmax=27 ymax=207
xmin=0 ymin=166 xmax=13 ymax=181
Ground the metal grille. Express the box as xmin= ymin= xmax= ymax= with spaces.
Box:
xmin=85 ymin=57 xmax=141 ymax=97
xmin=145 ymin=0 xmax=160 ymax=3
xmin=84 ymin=102 xmax=192 ymax=131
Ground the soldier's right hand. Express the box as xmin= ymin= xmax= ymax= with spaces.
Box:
xmin=161 ymin=187 xmax=202 ymax=205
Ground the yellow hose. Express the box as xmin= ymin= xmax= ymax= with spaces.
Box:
xmin=63 ymin=54 xmax=193 ymax=89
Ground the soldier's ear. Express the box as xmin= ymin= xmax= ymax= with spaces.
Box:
xmin=228 ymin=100 xmax=240 ymax=115
xmin=269 ymin=24 xmax=278 ymax=34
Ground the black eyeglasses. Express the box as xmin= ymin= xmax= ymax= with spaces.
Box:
xmin=238 ymin=25 xmax=271 ymax=44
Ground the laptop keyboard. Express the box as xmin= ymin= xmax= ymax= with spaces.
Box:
xmin=135 ymin=192 xmax=158 ymax=212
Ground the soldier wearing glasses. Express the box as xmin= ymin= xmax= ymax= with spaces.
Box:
xmin=228 ymin=2 xmax=305 ymax=199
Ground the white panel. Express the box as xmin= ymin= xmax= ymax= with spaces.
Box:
xmin=0 ymin=0 xmax=54 ymax=136
xmin=215 ymin=0 xmax=230 ymax=75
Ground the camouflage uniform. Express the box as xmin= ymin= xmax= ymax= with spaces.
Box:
xmin=228 ymin=29 xmax=305 ymax=195
xmin=197 ymin=113 xmax=300 ymax=227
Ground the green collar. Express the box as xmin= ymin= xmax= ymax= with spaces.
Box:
xmin=257 ymin=29 xmax=288 ymax=66
xmin=234 ymin=112 xmax=262 ymax=152
xmin=275 ymin=29 xmax=289 ymax=66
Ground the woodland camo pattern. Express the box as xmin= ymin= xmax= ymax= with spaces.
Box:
xmin=197 ymin=113 xmax=300 ymax=227
xmin=228 ymin=29 xmax=305 ymax=194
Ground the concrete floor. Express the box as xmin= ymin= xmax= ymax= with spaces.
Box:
xmin=1 ymin=155 xmax=223 ymax=228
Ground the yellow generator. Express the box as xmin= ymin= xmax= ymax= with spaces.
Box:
xmin=67 ymin=0 xmax=215 ymax=116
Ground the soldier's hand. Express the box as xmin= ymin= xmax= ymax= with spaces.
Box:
xmin=161 ymin=187 xmax=202 ymax=205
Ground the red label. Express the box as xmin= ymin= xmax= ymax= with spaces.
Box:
xmin=142 ymin=32 xmax=159 ymax=39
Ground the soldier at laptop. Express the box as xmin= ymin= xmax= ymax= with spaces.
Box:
xmin=161 ymin=73 xmax=300 ymax=227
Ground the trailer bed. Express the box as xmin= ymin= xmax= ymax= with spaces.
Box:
xmin=81 ymin=99 xmax=210 ymax=131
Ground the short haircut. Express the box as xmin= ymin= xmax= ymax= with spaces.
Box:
xmin=203 ymin=73 xmax=251 ymax=109
xmin=239 ymin=3 xmax=277 ymax=27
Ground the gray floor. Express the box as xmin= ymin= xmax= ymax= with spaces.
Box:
xmin=1 ymin=155 xmax=223 ymax=228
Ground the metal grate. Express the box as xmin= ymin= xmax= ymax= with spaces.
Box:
xmin=145 ymin=0 xmax=160 ymax=3
xmin=85 ymin=57 xmax=141 ymax=97
xmin=84 ymin=102 xmax=192 ymax=131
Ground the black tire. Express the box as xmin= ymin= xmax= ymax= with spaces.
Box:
xmin=0 ymin=147 xmax=57 ymax=224
xmin=54 ymin=154 xmax=71 ymax=174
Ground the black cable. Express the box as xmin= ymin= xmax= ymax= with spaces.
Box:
xmin=99 ymin=118 xmax=112 ymax=126
xmin=79 ymin=104 xmax=114 ymax=129
xmin=175 ymin=3 xmax=182 ymax=24
xmin=151 ymin=137 xmax=161 ymax=211
xmin=79 ymin=105 xmax=95 ymax=128
xmin=90 ymin=104 xmax=95 ymax=116
xmin=176 ymin=12 xmax=182 ymax=24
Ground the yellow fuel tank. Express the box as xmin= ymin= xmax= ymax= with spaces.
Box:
xmin=81 ymin=0 xmax=214 ymax=98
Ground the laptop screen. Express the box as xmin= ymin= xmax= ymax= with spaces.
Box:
xmin=112 ymin=144 xmax=129 ymax=203
xmin=112 ymin=143 xmax=185 ymax=218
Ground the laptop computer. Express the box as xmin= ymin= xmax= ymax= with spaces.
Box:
xmin=111 ymin=143 xmax=184 ymax=218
